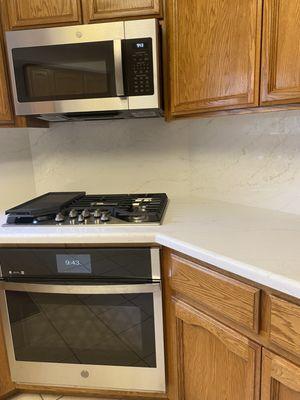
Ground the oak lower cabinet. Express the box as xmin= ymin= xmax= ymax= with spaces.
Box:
xmin=0 ymin=317 xmax=14 ymax=399
xmin=165 ymin=0 xmax=262 ymax=118
xmin=171 ymin=299 xmax=261 ymax=400
xmin=82 ymin=0 xmax=161 ymax=23
xmin=6 ymin=0 xmax=82 ymax=29
xmin=261 ymin=0 xmax=300 ymax=105
xmin=261 ymin=350 xmax=300 ymax=400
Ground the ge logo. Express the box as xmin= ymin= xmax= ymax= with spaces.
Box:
xmin=81 ymin=370 xmax=89 ymax=378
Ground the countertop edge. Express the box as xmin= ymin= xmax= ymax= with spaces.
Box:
xmin=0 ymin=231 xmax=298 ymax=299
xmin=156 ymin=233 xmax=300 ymax=299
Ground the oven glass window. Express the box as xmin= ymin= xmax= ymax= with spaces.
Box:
xmin=6 ymin=290 xmax=156 ymax=368
xmin=12 ymin=41 xmax=116 ymax=102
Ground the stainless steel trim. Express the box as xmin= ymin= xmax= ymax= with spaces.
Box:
xmin=5 ymin=21 xmax=125 ymax=47
xmin=0 ymin=264 xmax=2 ymax=278
xmin=113 ymin=40 xmax=124 ymax=96
xmin=151 ymin=248 xmax=161 ymax=280
xmin=0 ymin=279 xmax=166 ymax=392
xmin=2 ymin=281 xmax=160 ymax=295
xmin=12 ymin=98 xmax=129 ymax=116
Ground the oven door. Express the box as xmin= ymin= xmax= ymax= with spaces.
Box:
xmin=0 ymin=281 xmax=165 ymax=392
xmin=5 ymin=22 xmax=128 ymax=116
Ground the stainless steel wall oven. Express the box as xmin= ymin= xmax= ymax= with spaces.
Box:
xmin=0 ymin=247 xmax=165 ymax=393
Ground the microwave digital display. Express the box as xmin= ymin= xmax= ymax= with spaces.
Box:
xmin=134 ymin=41 xmax=148 ymax=49
xmin=56 ymin=254 xmax=92 ymax=274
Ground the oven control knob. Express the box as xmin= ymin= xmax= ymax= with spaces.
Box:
xmin=82 ymin=208 xmax=90 ymax=219
xmin=94 ymin=209 xmax=101 ymax=218
xmin=78 ymin=214 xmax=84 ymax=223
xmin=100 ymin=211 xmax=111 ymax=222
xmin=69 ymin=209 xmax=78 ymax=219
xmin=55 ymin=212 xmax=65 ymax=223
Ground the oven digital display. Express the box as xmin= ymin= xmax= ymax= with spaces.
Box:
xmin=56 ymin=254 xmax=92 ymax=274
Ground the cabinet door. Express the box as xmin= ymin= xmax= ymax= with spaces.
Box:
xmin=166 ymin=0 xmax=262 ymax=117
xmin=261 ymin=350 xmax=300 ymax=400
xmin=82 ymin=0 xmax=161 ymax=23
xmin=0 ymin=28 xmax=13 ymax=124
xmin=7 ymin=0 xmax=82 ymax=29
xmin=0 ymin=316 xmax=14 ymax=398
xmin=261 ymin=0 xmax=300 ymax=105
xmin=172 ymin=300 xmax=261 ymax=400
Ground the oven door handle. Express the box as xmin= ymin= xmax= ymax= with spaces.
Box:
xmin=1 ymin=281 xmax=160 ymax=295
xmin=113 ymin=39 xmax=125 ymax=97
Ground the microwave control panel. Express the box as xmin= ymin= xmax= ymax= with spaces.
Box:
xmin=122 ymin=38 xmax=155 ymax=97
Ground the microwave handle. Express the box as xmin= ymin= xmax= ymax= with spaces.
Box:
xmin=1 ymin=281 xmax=160 ymax=295
xmin=113 ymin=39 xmax=125 ymax=97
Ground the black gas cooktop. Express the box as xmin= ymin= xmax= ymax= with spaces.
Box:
xmin=5 ymin=192 xmax=168 ymax=225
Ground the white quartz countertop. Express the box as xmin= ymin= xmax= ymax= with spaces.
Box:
xmin=0 ymin=198 xmax=300 ymax=299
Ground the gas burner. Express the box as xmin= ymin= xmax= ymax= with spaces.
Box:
xmin=5 ymin=192 xmax=168 ymax=226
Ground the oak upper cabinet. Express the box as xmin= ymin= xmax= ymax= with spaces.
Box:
xmin=82 ymin=0 xmax=161 ymax=23
xmin=0 ymin=27 xmax=13 ymax=125
xmin=165 ymin=0 xmax=262 ymax=118
xmin=172 ymin=300 xmax=261 ymax=400
xmin=6 ymin=0 xmax=82 ymax=29
xmin=261 ymin=0 xmax=300 ymax=105
xmin=261 ymin=350 xmax=300 ymax=400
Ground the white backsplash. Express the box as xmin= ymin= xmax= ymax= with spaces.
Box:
xmin=188 ymin=111 xmax=300 ymax=214
xmin=2 ymin=110 xmax=300 ymax=214
xmin=0 ymin=129 xmax=35 ymax=211
xmin=28 ymin=118 xmax=190 ymax=197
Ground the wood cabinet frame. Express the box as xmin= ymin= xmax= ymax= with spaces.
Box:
xmin=261 ymin=349 xmax=300 ymax=399
xmin=165 ymin=0 xmax=263 ymax=118
xmin=6 ymin=0 xmax=82 ymax=30
xmin=261 ymin=0 xmax=300 ymax=105
xmin=172 ymin=299 xmax=261 ymax=400
xmin=0 ymin=3 xmax=13 ymax=125
xmin=82 ymin=0 xmax=162 ymax=23
xmin=0 ymin=35 xmax=13 ymax=124
xmin=0 ymin=317 xmax=15 ymax=399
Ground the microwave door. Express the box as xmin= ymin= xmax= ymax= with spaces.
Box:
xmin=5 ymin=22 xmax=129 ymax=116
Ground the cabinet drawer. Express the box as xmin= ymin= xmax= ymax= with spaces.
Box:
xmin=169 ymin=254 xmax=260 ymax=332
xmin=269 ymin=296 xmax=300 ymax=356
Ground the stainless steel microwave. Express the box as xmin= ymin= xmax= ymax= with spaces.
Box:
xmin=5 ymin=19 xmax=162 ymax=121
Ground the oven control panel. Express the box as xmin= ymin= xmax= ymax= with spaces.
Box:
xmin=123 ymin=38 xmax=154 ymax=97
xmin=0 ymin=247 xmax=158 ymax=280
